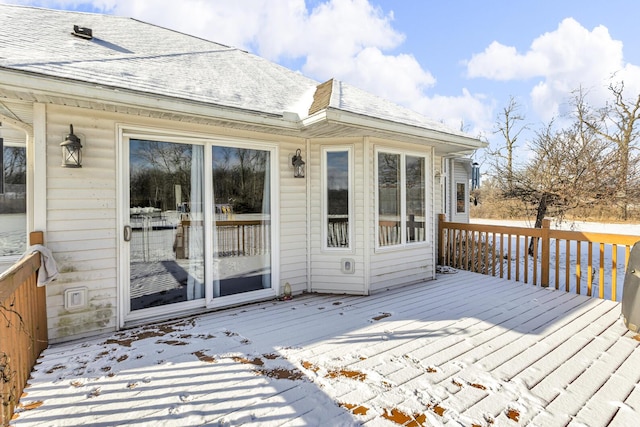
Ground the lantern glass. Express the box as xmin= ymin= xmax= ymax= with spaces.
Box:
xmin=292 ymin=149 xmax=305 ymax=178
xmin=60 ymin=125 xmax=82 ymax=168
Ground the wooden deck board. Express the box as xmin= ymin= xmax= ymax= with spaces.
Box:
xmin=571 ymin=330 xmax=640 ymax=426
xmin=527 ymin=334 xmax=639 ymax=426
xmin=13 ymin=271 xmax=640 ymax=426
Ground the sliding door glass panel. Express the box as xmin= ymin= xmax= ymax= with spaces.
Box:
xmin=211 ymin=146 xmax=271 ymax=297
xmin=129 ymin=140 xmax=204 ymax=310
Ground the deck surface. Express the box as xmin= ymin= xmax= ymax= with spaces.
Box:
xmin=12 ymin=271 xmax=640 ymax=426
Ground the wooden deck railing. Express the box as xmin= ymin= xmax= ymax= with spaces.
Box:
xmin=438 ymin=214 xmax=640 ymax=301
xmin=0 ymin=232 xmax=48 ymax=426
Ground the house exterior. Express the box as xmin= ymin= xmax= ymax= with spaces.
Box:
xmin=0 ymin=5 xmax=484 ymax=342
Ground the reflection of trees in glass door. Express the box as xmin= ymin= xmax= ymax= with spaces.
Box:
xmin=126 ymin=139 xmax=274 ymax=313
xmin=211 ymin=146 xmax=271 ymax=297
xmin=0 ymin=141 xmax=27 ymax=262
xmin=128 ymin=139 xmax=204 ymax=311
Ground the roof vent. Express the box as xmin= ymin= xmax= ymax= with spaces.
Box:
xmin=72 ymin=25 xmax=93 ymax=40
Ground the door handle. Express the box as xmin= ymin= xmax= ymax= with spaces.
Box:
xmin=124 ymin=225 xmax=132 ymax=242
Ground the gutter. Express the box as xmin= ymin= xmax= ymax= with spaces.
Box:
xmin=301 ymin=107 xmax=486 ymax=154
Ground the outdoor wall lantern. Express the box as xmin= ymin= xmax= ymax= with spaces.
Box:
xmin=292 ymin=148 xmax=305 ymax=178
xmin=60 ymin=124 xmax=82 ymax=168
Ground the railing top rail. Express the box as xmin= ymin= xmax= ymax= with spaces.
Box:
xmin=440 ymin=221 xmax=544 ymax=237
xmin=0 ymin=251 xmax=40 ymax=303
xmin=442 ymin=220 xmax=640 ymax=247
xmin=550 ymin=229 xmax=640 ymax=246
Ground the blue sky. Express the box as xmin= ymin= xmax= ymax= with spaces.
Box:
xmin=2 ymin=0 xmax=639 ymax=167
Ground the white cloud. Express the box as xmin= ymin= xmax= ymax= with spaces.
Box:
xmin=466 ymin=17 xmax=639 ymax=121
xmin=412 ymin=89 xmax=495 ymax=139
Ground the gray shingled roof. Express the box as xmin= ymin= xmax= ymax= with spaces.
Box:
xmin=0 ymin=4 xmax=477 ymax=141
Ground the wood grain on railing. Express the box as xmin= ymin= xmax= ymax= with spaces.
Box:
xmin=0 ymin=231 xmax=48 ymax=426
xmin=438 ymin=214 xmax=640 ymax=301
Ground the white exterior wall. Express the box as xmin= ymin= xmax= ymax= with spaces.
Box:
xmin=14 ymin=101 xmax=468 ymax=341
xmin=368 ymin=138 xmax=435 ymax=293
xmin=42 ymin=104 xmax=308 ymax=341
xmin=309 ymin=138 xmax=366 ymax=295
xmin=45 ymin=107 xmax=119 ymax=341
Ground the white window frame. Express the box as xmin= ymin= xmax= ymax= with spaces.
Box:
xmin=117 ymin=125 xmax=280 ymax=325
xmin=456 ymin=181 xmax=467 ymax=214
xmin=322 ymin=146 xmax=353 ymax=252
xmin=375 ymin=147 xmax=428 ymax=250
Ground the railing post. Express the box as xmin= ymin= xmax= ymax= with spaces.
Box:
xmin=541 ymin=219 xmax=550 ymax=287
xmin=438 ymin=214 xmax=445 ymax=265
xmin=30 ymin=231 xmax=48 ymax=349
xmin=30 ymin=230 xmax=43 ymax=245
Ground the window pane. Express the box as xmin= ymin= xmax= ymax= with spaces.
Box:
xmin=406 ymin=155 xmax=425 ymax=242
xmin=0 ymin=143 xmax=27 ymax=274
xmin=327 ymin=150 xmax=349 ymax=248
xmin=378 ymin=152 xmax=401 ymax=246
xmin=457 ymin=182 xmax=466 ymax=213
xmin=212 ymin=146 xmax=271 ymax=297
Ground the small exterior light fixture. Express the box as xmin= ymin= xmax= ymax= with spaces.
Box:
xmin=292 ymin=148 xmax=305 ymax=178
xmin=61 ymin=124 xmax=82 ymax=168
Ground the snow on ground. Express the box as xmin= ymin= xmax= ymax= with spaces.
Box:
xmin=11 ymin=271 xmax=640 ymax=426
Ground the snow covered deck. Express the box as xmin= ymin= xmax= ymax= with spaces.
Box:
xmin=13 ymin=271 xmax=640 ymax=426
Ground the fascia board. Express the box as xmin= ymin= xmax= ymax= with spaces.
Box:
xmin=0 ymin=67 xmax=301 ymax=132
xmin=323 ymin=108 xmax=486 ymax=151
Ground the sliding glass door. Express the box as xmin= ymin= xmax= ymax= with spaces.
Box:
xmin=124 ymin=136 xmax=274 ymax=316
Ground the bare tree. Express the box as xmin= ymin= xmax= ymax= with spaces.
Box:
xmin=577 ymin=82 xmax=640 ymax=219
xmin=513 ymin=118 xmax=614 ymax=254
xmin=488 ymin=96 xmax=528 ymax=194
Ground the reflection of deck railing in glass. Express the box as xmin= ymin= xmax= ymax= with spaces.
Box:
xmin=379 ymin=215 xmax=425 ymax=246
xmin=215 ymin=220 xmax=270 ymax=257
xmin=328 ymin=216 xmax=349 ymax=247
xmin=175 ymin=219 xmax=270 ymax=259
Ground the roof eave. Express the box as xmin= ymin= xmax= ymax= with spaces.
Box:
xmin=0 ymin=67 xmax=301 ymax=133
xmin=301 ymin=107 xmax=486 ymax=155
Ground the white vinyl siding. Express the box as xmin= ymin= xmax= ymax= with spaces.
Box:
xmin=42 ymin=104 xmax=308 ymax=342
xmin=369 ymin=140 xmax=434 ymax=293
xmin=45 ymin=107 xmax=119 ymax=341
xmin=310 ymin=139 xmax=365 ymax=295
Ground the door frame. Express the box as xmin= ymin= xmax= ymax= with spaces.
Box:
xmin=116 ymin=124 xmax=280 ymax=328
